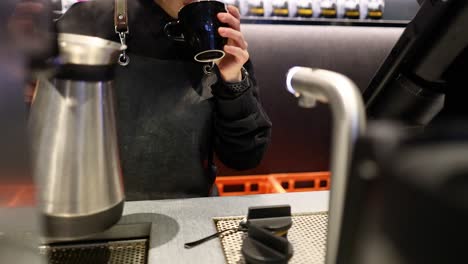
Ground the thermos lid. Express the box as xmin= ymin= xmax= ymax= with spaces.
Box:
xmin=247 ymin=217 xmax=293 ymax=234
xmin=57 ymin=33 xmax=126 ymax=66
xmin=246 ymin=205 xmax=293 ymax=236
xmin=242 ymin=225 xmax=294 ymax=264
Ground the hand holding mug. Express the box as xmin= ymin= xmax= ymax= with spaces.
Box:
xmin=164 ymin=2 xmax=249 ymax=82
xmin=164 ymin=1 xmax=229 ymax=62
xmin=216 ymin=5 xmax=249 ymax=82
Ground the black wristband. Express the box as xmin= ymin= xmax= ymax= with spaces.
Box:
xmin=213 ymin=67 xmax=251 ymax=99
xmin=224 ymin=67 xmax=250 ymax=92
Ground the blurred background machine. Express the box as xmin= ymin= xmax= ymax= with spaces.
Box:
xmin=0 ymin=0 xmax=56 ymax=263
xmin=363 ymin=0 xmax=468 ymax=126
xmin=48 ymin=0 xmax=420 ymax=21
xmin=339 ymin=121 xmax=468 ymax=264
xmin=235 ymin=0 xmax=418 ymax=20
xmin=338 ymin=0 xmax=468 ymax=263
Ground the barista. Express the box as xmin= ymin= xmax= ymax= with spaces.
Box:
xmin=56 ymin=0 xmax=272 ymax=200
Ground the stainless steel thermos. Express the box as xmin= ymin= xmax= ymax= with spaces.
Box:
xmin=28 ymin=33 xmax=126 ymax=239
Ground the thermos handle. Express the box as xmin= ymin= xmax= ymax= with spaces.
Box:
xmin=164 ymin=21 xmax=185 ymax=42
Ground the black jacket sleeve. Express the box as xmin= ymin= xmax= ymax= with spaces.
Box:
xmin=211 ymin=60 xmax=272 ymax=170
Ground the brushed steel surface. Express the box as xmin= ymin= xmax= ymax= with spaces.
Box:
xmin=3 ymin=193 xmax=329 ymax=264
xmin=215 ymin=212 xmax=328 ymax=264
xmin=29 ymin=78 xmax=124 ymax=217
xmin=120 ymin=192 xmax=329 ymax=264
xmin=287 ymin=67 xmax=366 ymax=264
xmin=57 ymin=33 xmax=126 ymax=65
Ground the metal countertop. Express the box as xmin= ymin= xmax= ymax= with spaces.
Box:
xmin=118 ymin=191 xmax=329 ymax=263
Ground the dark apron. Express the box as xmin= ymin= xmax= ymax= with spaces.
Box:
xmin=114 ymin=54 xmax=217 ymax=201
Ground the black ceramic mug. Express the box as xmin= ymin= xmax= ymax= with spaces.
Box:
xmin=164 ymin=1 xmax=229 ymax=63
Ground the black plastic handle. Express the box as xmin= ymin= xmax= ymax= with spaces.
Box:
xmin=164 ymin=20 xmax=185 ymax=42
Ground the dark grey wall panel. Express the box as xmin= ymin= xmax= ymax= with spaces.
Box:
xmin=384 ymin=0 xmax=421 ymax=20
xmin=218 ymin=24 xmax=404 ymax=175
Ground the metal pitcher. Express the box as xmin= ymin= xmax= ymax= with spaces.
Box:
xmin=28 ymin=33 xmax=126 ymax=240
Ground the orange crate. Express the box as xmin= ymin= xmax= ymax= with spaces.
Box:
xmin=272 ymin=172 xmax=330 ymax=192
xmin=215 ymin=175 xmax=284 ymax=196
xmin=215 ymin=171 xmax=330 ymax=196
xmin=0 ymin=185 xmax=36 ymax=207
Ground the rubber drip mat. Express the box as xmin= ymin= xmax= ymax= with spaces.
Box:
xmin=39 ymin=239 xmax=148 ymax=264
xmin=214 ymin=212 xmax=328 ymax=264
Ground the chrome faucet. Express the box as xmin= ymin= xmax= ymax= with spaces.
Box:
xmin=286 ymin=67 xmax=366 ymax=264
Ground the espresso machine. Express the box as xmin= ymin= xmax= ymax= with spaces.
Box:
xmin=337 ymin=1 xmax=468 ymax=263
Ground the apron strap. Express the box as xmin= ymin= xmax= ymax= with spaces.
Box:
xmin=115 ymin=0 xmax=130 ymax=66
xmin=208 ymin=114 xmax=218 ymax=196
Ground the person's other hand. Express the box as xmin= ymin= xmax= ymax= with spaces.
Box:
xmin=216 ymin=5 xmax=249 ymax=82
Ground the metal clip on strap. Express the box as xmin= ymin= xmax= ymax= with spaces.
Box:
xmin=115 ymin=0 xmax=129 ymax=66
xmin=203 ymin=62 xmax=215 ymax=75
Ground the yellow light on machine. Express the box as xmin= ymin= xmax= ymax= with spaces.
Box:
xmin=321 ymin=8 xmax=337 ymax=16
xmin=249 ymin=7 xmax=265 ymax=15
xmin=368 ymin=10 xmax=383 ymax=18
xmin=297 ymin=8 xmax=313 ymax=16
xmin=345 ymin=10 xmax=360 ymax=17
xmin=273 ymin=8 xmax=289 ymax=16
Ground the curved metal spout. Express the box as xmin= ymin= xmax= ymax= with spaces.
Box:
xmin=286 ymin=67 xmax=366 ymax=264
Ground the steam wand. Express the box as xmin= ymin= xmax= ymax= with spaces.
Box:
xmin=286 ymin=67 xmax=366 ymax=264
